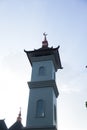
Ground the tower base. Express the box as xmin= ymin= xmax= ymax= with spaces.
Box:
xmin=23 ymin=126 xmax=57 ymax=130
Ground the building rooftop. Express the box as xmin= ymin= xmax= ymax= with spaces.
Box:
xmin=0 ymin=120 xmax=8 ymax=130
xmin=24 ymin=34 xmax=62 ymax=69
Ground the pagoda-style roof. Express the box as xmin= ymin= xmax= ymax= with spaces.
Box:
xmin=24 ymin=33 xmax=62 ymax=70
xmin=24 ymin=46 xmax=62 ymax=70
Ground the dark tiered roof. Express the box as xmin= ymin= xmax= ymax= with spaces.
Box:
xmin=24 ymin=46 xmax=62 ymax=69
xmin=24 ymin=33 xmax=62 ymax=69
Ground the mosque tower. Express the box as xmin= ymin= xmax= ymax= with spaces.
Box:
xmin=24 ymin=33 xmax=62 ymax=130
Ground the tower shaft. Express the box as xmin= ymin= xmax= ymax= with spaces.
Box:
xmin=24 ymin=34 xmax=62 ymax=130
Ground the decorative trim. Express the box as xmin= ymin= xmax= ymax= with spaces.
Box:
xmin=28 ymin=80 xmax=59 ymax=97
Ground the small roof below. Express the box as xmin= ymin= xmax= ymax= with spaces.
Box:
xmin=0 ymin=120 xmax=8 ymax=130
xmin=9 ymin=121 xmax=23 ymax=130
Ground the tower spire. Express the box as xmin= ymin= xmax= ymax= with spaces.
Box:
xmin=42 ymin=32 xmax=48 ymax=48
xmin=17 ymin=108 xmax=22 ymax=122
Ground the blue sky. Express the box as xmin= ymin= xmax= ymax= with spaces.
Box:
xmin=0 ymin=0 xmax=87 ymax=130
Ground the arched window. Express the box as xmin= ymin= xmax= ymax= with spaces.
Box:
xmin=36 ymin=99 xmax=45 ymax=117
xmin=39 ymin=66 xmax=45 ymax=76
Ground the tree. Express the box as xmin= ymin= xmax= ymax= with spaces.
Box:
xmin=85 ymin=101 xmax=87 ymax=108
xmin=85 ymin=66 xmax=87 ymax=108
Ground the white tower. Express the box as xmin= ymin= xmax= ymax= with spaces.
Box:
xmin=24 ymin=34 xmax=62 ymax=130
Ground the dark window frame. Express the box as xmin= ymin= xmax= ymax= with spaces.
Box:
xmin=36 ymin=99 xmax=45 ymax=118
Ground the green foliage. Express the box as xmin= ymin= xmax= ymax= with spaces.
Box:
xmin=86 ymin=101 xmax=87 ymax=108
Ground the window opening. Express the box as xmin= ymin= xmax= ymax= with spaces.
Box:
xmin=39 ymin=66 xmax=45 ymax=76
xmin=36 ymin=99 xmax=45 ymax=117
